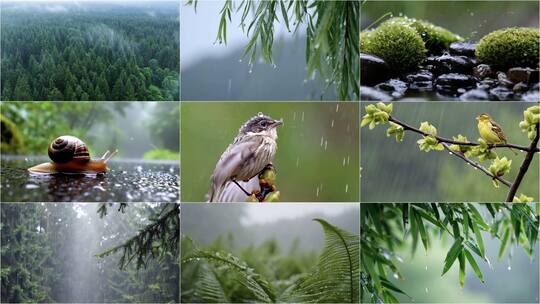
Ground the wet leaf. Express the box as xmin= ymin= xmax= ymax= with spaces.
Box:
xmin=464 ymin=249 xmax=484 ymax=283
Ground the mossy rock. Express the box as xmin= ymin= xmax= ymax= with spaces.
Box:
xmin=476 ymin=27 xmax=540 ymax=70
xmin=381 ymin=17 xmax=462 ymax=54
xmin=1 ymin=114 xmax=24 ymax=154
xmin=360 ymin=22 xmax=426 ymax=73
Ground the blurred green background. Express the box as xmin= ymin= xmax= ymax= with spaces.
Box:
xmin=373 ymin=217 xmax=539 ymax=303
xmin=0 ymin=102 xmax=179 ymax=160
xmin=181 ymin=102 xmax=359 ymax=202
xmin=361 ymin=1 xmax=539 ymax=38
xmin=361 ymin=102 xmax=539 ymax=202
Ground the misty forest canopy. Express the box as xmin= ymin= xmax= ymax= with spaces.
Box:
xmin=0 ymin=3 xmax=179 ymax=101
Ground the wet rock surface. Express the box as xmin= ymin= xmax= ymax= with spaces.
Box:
xmin=360 ymin=53 xmax=390 ymax=86
xmin=360 ymin=86 xmax=392 ymax=101
xmin=449 ymin=42 xmax=477 ymax=57
xmin=1 ymin=157 xmax=180 ymax=202
xmin=375 ymin=79 xmax=408 ymax=99
xmin=361 ymin=42 xmax=540 ymax=101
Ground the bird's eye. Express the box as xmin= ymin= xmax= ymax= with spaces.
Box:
xmin=260 ymin=121 xmax=268 ymax=127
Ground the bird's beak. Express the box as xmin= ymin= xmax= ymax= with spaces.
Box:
xmin=271 ymin=119 xmax=283 ymax=128
xmin=475 ymin=115 xmax=480 ymax=121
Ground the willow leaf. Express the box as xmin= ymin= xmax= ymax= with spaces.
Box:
xmin=463 ymin=249 xmax=484 ymax=283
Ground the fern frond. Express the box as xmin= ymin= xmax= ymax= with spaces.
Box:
xmin=182 ymin=250 xmax=276 ymax=303
xmin=285 ymin=218 xmax=360 ymax=303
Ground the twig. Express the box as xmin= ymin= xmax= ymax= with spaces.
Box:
xmin=442 ymin=143 xmax=512 ymax=188
xmin=505 ymin=123 xmax=540 ymax=202
xmin=389 ymin=116 xmax=539 ymax=153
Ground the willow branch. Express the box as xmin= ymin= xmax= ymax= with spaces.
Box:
xmin=389 ymin=116 xmax=539 ymax=153
xmin=443 ymin=143 xmax=512 ymax=188
xmin=506 ymin=123 xmax=540 ymax=202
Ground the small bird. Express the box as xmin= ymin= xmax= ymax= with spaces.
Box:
xmin=208 ymin=113 xmax=283 ymax=202
xmin=476 ymin=113 xmax=517 ymax=154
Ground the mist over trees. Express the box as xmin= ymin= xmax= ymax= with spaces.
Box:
xmin=0 ymin=3 xmax=179 ymax=101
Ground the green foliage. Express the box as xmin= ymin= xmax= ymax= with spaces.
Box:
xmin=0 ymin=114 xmax=24 ymax=154
xmin=476 ymin=27 xmax=540 ymax=70
xmin=360 ymin=22 xmax=426 ymax=73
xmin=191 ymin=0 xmax=359 ymax=101
xmin=361 ymin=102 xmax=392 ymax=129
xmin=0 ymin=204 xmax=55 ymax=303
xmin=96 ymin=204 xmax=179 ymax=270
xmin=1 ymin=5 xmax=179 ymax=101
xmin=143 ymin=149 xmax=180 ymax=161
xmin=182 ymin=219 xmax=358 ymax=303
xmin=286 ymin=219 xmax=359 ymax=303
xmin=519 ymin=105 xmax=539 ymax=140
xmin=417 ymin=122 xmax=443 ymax=152
xmin=361 ymin=203 xmax=539 ymax=303
xmin=380 ymin=17 xmax=462 ymax=54
xmin=488 ymin=157 xmax=512 ymax=188
xmin=0 ymin=102 xmax=126 ymax=155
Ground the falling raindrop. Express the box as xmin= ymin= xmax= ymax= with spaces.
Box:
xmin=320 ymin=136 xmax=324 ymax=147
xmin=507 ymin=265 xmax=512 ymax=271
xmin=316 ymin=187 xmax=320 ymax=197
xmin=345 ymin=184 xmax=349 ymax=193
xmin=425 ymin=265 xmax=428 ymax=271
xmin=331 ymin=119 xmax=335 ymax=128
xmin=293 ymin=112 xmax=296 ymax=121
xmin=425 ymin=287 xmax=429 ymax=293
xmin=301 ymin=112 xmax=305 ymax=122
xmin=335 ymin=104 xmax=340 ymax=112
xmin=296 ymin=157 xmax=300 ymax=168
xmin=324 ymin=140 xmax=328 ymax=150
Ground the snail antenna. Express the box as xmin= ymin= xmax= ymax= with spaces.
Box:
xmin=103 ymin=150 xmax=118 ymax=163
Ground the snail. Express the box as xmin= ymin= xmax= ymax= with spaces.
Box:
xmin=28 ymin=136 xmax=117 ymax=174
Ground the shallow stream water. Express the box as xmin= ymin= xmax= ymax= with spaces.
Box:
xmin=1 ymin=156 xmax=179 ymax=202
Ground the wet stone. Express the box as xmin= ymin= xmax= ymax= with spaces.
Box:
xmin=427 ymin=54 xmax=475 ymax=76
xmin=459 ymin=89 xmax=489 ymax=101
xmin=360 ymin=53 xmax=390 ymax=86
xmin=360 ymin=86 xmax=392 ymax=101
xmin=375 ymin=79 xmax=408 ymax=99
xmin=497 ymin=72 xmax=514 ymax=87
xmin=507 ymin=67 xmax=540 ymax=84
xmin=435 ymin=73 xmax=476 ymax=96
xmin=513 ymin=82 xmax=529 ymax=93
xmin=449 ymin=41 xmax=477 ymax=57
xmin=478 ymin=78 xmax=497 ymax=90
xmin=473 ymin=64 xmax=493 ymax=80
xmin=489 ymin=86 xmax=514 ymax=101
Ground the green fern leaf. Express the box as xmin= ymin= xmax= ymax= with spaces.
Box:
xmin=182 ymin=250 xmax=276 ymax=303
xmin=285 ymin=218 xmax=360 ymax=303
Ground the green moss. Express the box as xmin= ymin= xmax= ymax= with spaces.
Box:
xmin=476 ymin=27 xmax=540 ymax=70
xmin=0 ymin=114 xmax=24 ymax=154
xmin=381 ymin=17 xmax=462 ymax=54
xmin=361 ymin=22 xmax=426 ymax=73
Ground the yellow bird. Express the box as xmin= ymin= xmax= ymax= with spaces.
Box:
xmin=476 ymin=113 xmax=517 ymax=155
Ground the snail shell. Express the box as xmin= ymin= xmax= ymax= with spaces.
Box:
xmin=48 ymin=136 xmax=90 ymax=164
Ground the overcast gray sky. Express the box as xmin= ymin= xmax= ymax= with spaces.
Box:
xmin=240 ymin=203 xmax=359 ymax=226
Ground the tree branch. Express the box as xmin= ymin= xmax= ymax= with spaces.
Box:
xmin=505 ymin=123 xmax=540 ymax=202
xmin=443 ymin=143 xmax=512 ymax=188
xmin=389 ymin=116 xmax=539 ymax=153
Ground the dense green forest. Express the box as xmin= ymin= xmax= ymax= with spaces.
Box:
xmin=1 ymin=3 xmax=179 ymax=101
xmin=0 ymin=203 xmax=179 ymax=303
